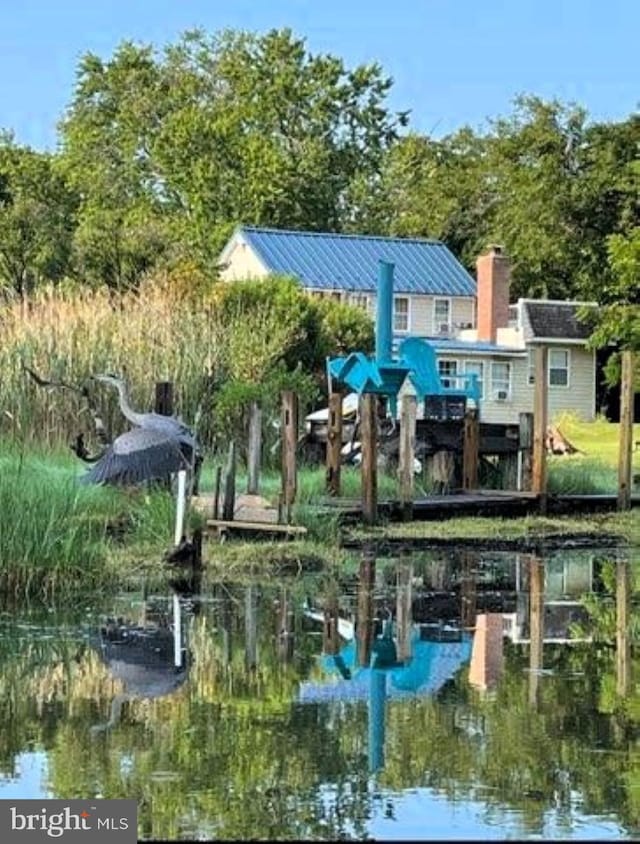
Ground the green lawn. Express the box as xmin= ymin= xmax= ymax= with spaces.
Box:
xmin=552 ymin=411 xmax=640 ymax=468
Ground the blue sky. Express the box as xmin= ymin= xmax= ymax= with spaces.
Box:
xmin=0 ymin=0 xmax=637 ymax=151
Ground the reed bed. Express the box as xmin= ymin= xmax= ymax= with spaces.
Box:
xmin=0 ymin=275 xmax=303 ymax=450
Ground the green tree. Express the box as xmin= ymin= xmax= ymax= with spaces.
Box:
xmin=59 ymin=28 xmax=408 ymax=279
xmin=0 ymin=134 xmax=76 ymax=297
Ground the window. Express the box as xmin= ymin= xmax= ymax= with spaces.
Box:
xmin=463 ymin=360 xmax=484 ymax=399
xmin=433 ymin=298 xmax=451 ymax=333
xmin=491 ymin=361 xmax=511 ymax=400
xmin=349 ymin=293 xmax=371 ymax=313
xmin=438 ymin=359 xmax=458 ymax=389
xmin=394 ymin=296 xmax=410 ymax=332
xmin=549 ymin=349 xmax=569 ymax=387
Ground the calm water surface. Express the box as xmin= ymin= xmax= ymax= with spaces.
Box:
xmin=0 ymin=547 xmax=638 ymax=841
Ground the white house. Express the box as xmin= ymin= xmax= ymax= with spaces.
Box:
xmin=219 ymin=226 xmax=597 ymax=423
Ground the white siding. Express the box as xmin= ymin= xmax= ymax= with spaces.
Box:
xmin=219 ymin=240 xmax=270 ymax=281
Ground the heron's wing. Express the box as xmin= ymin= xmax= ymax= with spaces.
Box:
xmin=81 ymin=429 xmax=189 ymax=486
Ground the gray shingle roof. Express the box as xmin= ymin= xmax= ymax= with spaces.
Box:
xmin=237 ymin=226 xmax=476 ymax=296
xmin=524 ymin=301 xmax=594 ymax=340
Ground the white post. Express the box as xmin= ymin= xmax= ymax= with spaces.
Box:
xmin=173 ymin=592 xmax=182 ymax=668
xmin=174 ymin=469 xmax=187 ymax=546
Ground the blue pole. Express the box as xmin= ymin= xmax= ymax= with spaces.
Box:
xmin=375 ymin=261 xmax=395 ymax=365
xmin=368 ymin=668 xmax=387 ymax=773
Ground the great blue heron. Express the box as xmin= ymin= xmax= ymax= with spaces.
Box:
xmin=81 ymin=373 xmax=200 ymax=487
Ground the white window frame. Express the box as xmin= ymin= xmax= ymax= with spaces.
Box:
xmin=433 ymin=297 xmax=452 ymax=334
xmin=527 ymin=348 xmax=536 ymax=385
xmin=490 ymin=361 xmax=512 ymax=401
xmin=463 ymin=360 xmax=485 ymax=400
xmin=393 ymin=296 xmax=410 ymax=333
xmin=548 ymin=348 xmax=570 ymax=388
xmin=348 ymin=292 xmax=371 ymax=314
xmin=438 ymin=358 xmax=459 ymax=389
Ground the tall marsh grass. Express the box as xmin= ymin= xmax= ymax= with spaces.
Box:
xmin=0 ymin=443 xmax=123 ymax=596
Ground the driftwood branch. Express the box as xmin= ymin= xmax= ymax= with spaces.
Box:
xmin=21 ymin=363 xmax=111 ymax=461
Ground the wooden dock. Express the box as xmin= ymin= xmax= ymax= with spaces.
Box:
xmin=316 ymin=490 xmax=640 ymax=521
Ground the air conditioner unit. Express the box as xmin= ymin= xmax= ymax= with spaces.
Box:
xmin=494 ymin=389 xmax=509 ymax=401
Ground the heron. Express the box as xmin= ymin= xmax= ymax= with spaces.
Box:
xmin=81 ymin=373 xmax=201 ymax=488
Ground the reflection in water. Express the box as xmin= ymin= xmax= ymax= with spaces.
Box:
xmin=90 ymin=589 xmax=193 ymax=734
xmin=0 ymin=545 xmax=637 ymax=841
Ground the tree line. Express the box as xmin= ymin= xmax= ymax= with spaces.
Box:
xmin=0 ymin=27 xmax=637 ymax=349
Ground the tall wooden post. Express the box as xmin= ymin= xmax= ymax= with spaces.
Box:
xmin=532 ymin=346 xmax=549 ymax=513
xmin=398 ymin=394 xmax=417 ymax=520
xmin=326 ymin=391 xmax=343 ymax=497
xmin=396 ymin=563 xmax=413 ymax=662
xmin=618 ymin=350 xmax=634 ymax=511
xmin=518 ymin=412 xmax=534 ymax=491
xmin=616 ymin=560 xmax=631 ymax=696
xmin=246 ymin=400 xmax=262 ymax=495
xmin=360 ymin=394 xmax=378 ymax=526
xmin=528 ymin=556 xmax=544 ymax=708
xmin=222 ymin=441 xmax=237 ymax=521
xmin=356 ymin=546 xmax=376 ymax=667
xmin=462 ymin=408 xmax=479 ymax=491
xmin=281 ymin=391 xmax=298 ymax=523
xmin=277 ymin=586 xmax=295 ymax=663
xmin=155 ymin=381 xmax=174 ymax=416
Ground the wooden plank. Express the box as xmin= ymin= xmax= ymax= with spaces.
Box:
xmin=618 ymin=350 xmax=634 ymax=511
xmin=247 ymin=400 xmax=262 ymax=495
xmin=532 ymin=346 xmax=549 ymax=513
xmin=360 ymin=394 xmax=378 ymax=526
xmin=398 ymin=394 xmax=417 ymax=520
xmin=325 ymin=391 xmax=343 ymax=497
xmin=462 ymin=408 xmax=479 ymax=491
xmin=281 ymin=390 xmax=298 ymax=522
xmin=205 ymin=518 xmax=307 ymax=535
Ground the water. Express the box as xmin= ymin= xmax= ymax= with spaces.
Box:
xmin=0 ymin=547 xmax=638 ymax=841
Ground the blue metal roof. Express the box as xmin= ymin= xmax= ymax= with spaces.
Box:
xmin=421 ymin=337 xmax=527 ymax=356
xmin=238 ymin=226 xmax=476 ymax=297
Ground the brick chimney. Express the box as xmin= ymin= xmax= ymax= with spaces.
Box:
xmin=476 ymin=245 xmax=511 ymax=343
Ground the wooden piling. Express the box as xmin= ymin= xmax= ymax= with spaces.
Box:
xmin=281 ymin=391 xmax=298 ymax=523
xmin=323 ymin=587 xmax=341 ymax=656
xmin=396 ymin=563 xmax=413 ymax=662
xmin=518 ymin=412 xmax=534 ymax=491
xmin=462 ymin=408 xmax=479 ymax=491
xmin=155 ymin=381 xmax=174 ymax=416
xmin=247 ymin=400 xmax=262 ymax=495
xmin=326 ymin=391 xmax=344 ymax=497
xmin=460 ymin=551 xmax=477 ymax=630
xmin=212 ymin=465 xmax=222 ymax=520
xmin=398 ymin=394 xmax=417 ymax=520
xmin=244 ymin=584 xmax=257 ymax=671
xmin=528 ymin=556 xmax=544 ymax=708
xmin=616 ymin=560 xmax=631 ymax=696
xmin=222 ymin=441 xmax=237 ymax=522
xmin=618 ymin=350 xmax=634 ymax=511
xmin=356 ymin=546 xmax=376 ymax=667
xmin=360 ymin=394 xmax=378 ymax=526
xmin=277 ymin=587 xmax=295 ymax=663
xmin=532 ymin=346 xmax=549 ymax=513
